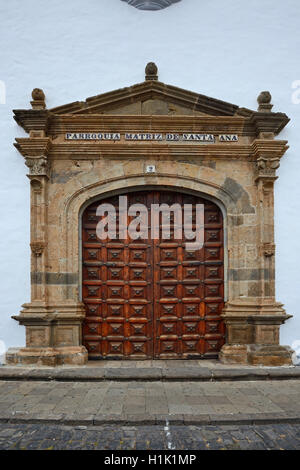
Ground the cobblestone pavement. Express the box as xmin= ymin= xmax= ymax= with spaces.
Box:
xmin=0 ymin=380 xmax=300 ymax=425
xmin=0 ymin=422 xmax=299 ymax=450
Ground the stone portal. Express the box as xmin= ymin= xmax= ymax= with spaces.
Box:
xmin=7 ymin=64 xmax=293 ymax=366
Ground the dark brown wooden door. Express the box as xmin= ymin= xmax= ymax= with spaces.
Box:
xmin=82 ymin=190 xmax=225 ymax=359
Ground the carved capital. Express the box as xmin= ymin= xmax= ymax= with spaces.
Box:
xmin=30 ymin=241 xmax=47 ymax=257
xmin=25 ymin=156 xmax=50 ymax=178
xmin=251 ymin=139 xmax=289 ymax=179
xmin=256 ymin=156 xmax=280 ymax=179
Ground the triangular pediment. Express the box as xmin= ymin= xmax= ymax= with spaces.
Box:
xmin=13 ymin=64 xmax=290 ymax=136
xmin=50 ymin=80 xmax=248 ymax=117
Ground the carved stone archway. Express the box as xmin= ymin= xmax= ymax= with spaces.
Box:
xmin=7 ymin=64 xmax=293 ymax=366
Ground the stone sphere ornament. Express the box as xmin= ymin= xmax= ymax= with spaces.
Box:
xmin=31 ymin=88 xmax=46 ymax=109
xmin=257 ymin=91 xmax=272 ymax=105
xmin=145 ymin=62 xmax=158 ymax=80
xmin=257 ymin=91 xmax=273 ymax=112
xmin=31 ymin=88 xmax=45 ymax=101
xmin=121 ymin=0 xmax=182 ymax=11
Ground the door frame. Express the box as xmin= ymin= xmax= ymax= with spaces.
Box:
xmin=80 ymin=185 xmax=227 ymax=359
xmin=79 ymin=185 xmax=228 ymax=304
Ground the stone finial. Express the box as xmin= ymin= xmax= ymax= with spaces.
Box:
xmin=257 ymin=91 xmax=273 ymax=112
xmin=145 ymin=62 xmax=158 ymax=81
xmin=31 ymin=88 xmax=46 ymax=110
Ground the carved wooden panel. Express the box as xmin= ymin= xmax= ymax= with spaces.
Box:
xmin=153 ymin=192 xmax=225 ymax=359
xmin=82 ymin=192 xmax=153 ymax=359
xmin=82 ymin=190 xmax=224 ymax=359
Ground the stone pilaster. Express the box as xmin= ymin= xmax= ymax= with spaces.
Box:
xmin=26 ymin=156 xmax=50 ymax=303
xmin=7 ymin=92 xmax=87 ymax=366
xmin=220 ymin=137 xmax=293 ymax=366
xmin=8 ymin=151 xmax=87 ymax=364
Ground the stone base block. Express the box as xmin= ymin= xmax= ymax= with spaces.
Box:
xmin=247 ymin=345 xmax=293 ymax=367
xmin=219 ymin=345 xmax=248 ymax=365
xmin=6 ymin=346 xmax=88 ymax=367
xmin=220 ymin=343 xmax=293 ymax=366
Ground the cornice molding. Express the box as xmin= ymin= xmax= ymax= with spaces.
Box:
xmin=251 ymin=139 xmax=289 ymax=160
xmin=49 ymin=114 xmax=248 ymax=135
xmin=249 ymin=112 xmax=290 ymax=135
xmin=13 ymin=134 xmax=289 ymax=162
xmin=48 ymin=143 xmax=253 ymax=160
xmin=14 ymin=137 xmax=52 ymax=158
xmin=13 ymin=110 xmax=52 ymax=133
xmin=12 ymin=74 xmax=290 ymax=139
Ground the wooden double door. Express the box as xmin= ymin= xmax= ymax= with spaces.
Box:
xmin=82 ymin=190 xmax=225 ymax=359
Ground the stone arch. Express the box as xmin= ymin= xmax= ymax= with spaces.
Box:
xmin=62 ymin=173 xmax=245 ymax=303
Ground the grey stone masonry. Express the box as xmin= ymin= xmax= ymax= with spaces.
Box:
xmin=1 ymin=360 xmax=299 ymax=383
xmin=0 ymin=378 xmax=299 ymax=426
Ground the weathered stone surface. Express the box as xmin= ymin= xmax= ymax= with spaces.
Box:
xmin=104 ymin=368 xmax=162 ymax=380
xmin=219 ymin=345 xmax=248 ymax=364
xmin=6 ymin=347 xmax=88 ymax=367
xmin=1 ymin=362 xmax=299 ymax=382
xmin=267 ymin=368 xmax=300 ymax=379
xmin=248 ymin=345 xmax=293 ymax=367
xmin=163 ymin=367 xmax=211 ymax=380
xmin=211 ymin=368 xmax=269 ymax=381
xmin=0 ymin=379 xmax=300 ymax=430
xmin=218 ymin=177 xmax=255 ymax=213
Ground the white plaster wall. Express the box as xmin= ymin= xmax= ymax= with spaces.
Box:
xmin=0 ymin=0 xmax=299 ymax=356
